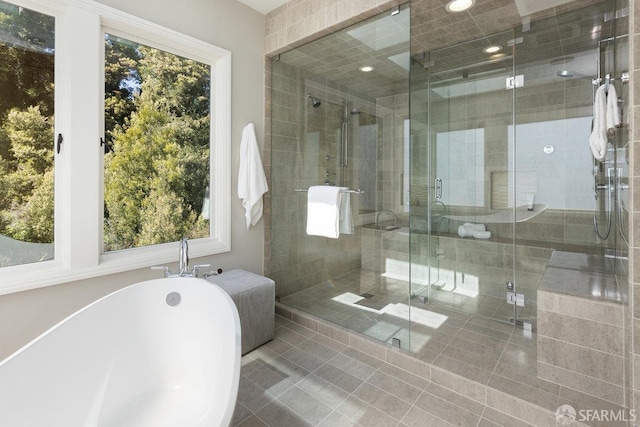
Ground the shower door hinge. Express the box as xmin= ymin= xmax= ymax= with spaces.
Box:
xmin=506 ymin=75 xmax=524 ymax=89
xmin=422 ymin=59 xmax=435 ymax=69
xmin=507 ymin=291 xmax=525 ymax=307
xmin=507 ymin=37 xmax=523 ymax=46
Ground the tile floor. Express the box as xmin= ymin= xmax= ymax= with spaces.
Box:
xmin=234 ymin=312 xmax=622 ymax=427
xmin=280 ymin=268 xmax=536 ymax=341
xmin=233 ymin=314 xmax=531 ymax=427
xmin=265 ymin=269 xmax=625 ymax=426
xmin=279 ymin=269 xmax=542 ymax=390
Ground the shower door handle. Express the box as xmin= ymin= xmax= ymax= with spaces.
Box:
xmin=435 ymin=178 xmax=442 ymax=200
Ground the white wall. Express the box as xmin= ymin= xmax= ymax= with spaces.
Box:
xmin=0 ymin=0 xmax=266 ymax=360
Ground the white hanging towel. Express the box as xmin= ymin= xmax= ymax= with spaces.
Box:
xmin=238 ymin=123 xmax=268 ymax=228
xmin=339 ymin=188 xmax=354 ymax=235
xmin=606 ymin=83 xmax=621 ymax=136
xmin=306 ymin=186 xmax=342 ymax=238
xmin=589 ymin=85 xmax=608 ymax=162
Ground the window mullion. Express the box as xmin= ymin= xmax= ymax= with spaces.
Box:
xmin=63 ymin=5 xmax=102 ymax=270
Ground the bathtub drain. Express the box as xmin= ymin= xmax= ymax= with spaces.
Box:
xmin=166 ymin=292 xmax=181 ymax=307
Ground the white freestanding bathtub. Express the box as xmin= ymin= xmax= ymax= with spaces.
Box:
xmin=0 ymin=277 xmax=241 ymax=427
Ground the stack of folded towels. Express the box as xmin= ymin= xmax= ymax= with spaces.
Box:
xmin=457 ymin=223 xmax=491 ymax=239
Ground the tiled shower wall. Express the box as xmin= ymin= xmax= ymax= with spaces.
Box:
xmin=423 ymin=73 xmax=608 ymax=252
xmin=377 ymin=93 xmax=409 ymax=215
xmin=267 ymin=60 xmax=364 ymax=298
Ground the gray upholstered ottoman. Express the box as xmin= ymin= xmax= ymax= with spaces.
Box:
xmin=206 ymin=269 xmax=275 ymax=355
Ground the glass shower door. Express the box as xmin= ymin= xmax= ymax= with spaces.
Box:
xmin=413 ymin=31 xmax=519 ymax=325
xmin=271 ymin=4 xmax=413 ymax=351
xmin=509 ymin=13 xmax=610 ymax=329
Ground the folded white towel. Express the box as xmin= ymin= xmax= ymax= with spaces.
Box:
xmin=238 ymin=123 xmax=268 ymax=228
xmin=339 ymin=188 xmax=353 ymax=235
xmin=463 ymin=222 xmax=486 ymax=232
xmin=458 ymin=225 xmax=475 ymax=237
xmin=458 ymin=223 xmax=486 ymax=237
xmin=307 ymin=186 xmax=342 ymax=238
xmin=589 ymin=85 xmax=608 ymax=162
xmin=606 ymin=83 xmax=620 ymax=136
xmin=473 ymin=231 xmax=491 ymax=239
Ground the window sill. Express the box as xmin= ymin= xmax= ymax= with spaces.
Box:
xmin=0 ymin=238 xmax=230 ymax=296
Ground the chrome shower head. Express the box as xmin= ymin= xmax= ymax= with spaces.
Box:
xmin=307 ymin=94 xmax=321 ymax=108
xmin=557 ymin=70 xmax=595 ymax=82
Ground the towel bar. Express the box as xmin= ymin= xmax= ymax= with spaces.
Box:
xmin=295 ymin=188 xmax=364 ymax=194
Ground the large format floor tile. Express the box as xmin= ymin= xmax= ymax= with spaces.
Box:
xmin=233 ymin=315 xmax=550 ymax=427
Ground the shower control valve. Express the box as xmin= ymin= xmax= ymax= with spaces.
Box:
xmin=505 ymin=281 xmax=514 ymax=291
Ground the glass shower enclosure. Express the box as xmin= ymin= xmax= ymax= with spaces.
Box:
xmin=410 ymin=2 xmax=622 ymax=331
xmin=269 ymin=5 xmax=413 ymax=349
xmin=270 ymin=0 xmax=625 ymax=352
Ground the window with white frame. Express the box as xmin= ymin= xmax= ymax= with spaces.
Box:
xmin=102 ymin=34 xmax=212 ymax=252
xmin=0 ymin=0 xmax=55 ymax=268
xmin=0 ymin=0 xmax=231 ymax=294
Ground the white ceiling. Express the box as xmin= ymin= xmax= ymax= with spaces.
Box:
xmin=236 ymin=0 xmax=288 ymax=14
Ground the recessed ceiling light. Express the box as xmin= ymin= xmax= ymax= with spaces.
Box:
xmin=483 ymin=45 xmax=502 ymax=54
xmin=445 ymin=0 xmax=475 ymax=13
xmin=359 ymin=65 xmax=374 ymax=72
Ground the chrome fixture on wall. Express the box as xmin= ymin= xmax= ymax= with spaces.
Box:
xmin=340 ymin=101 xmax=360 ymax=169
xmin=556 ymin=69 xmax=597 ymax=83
xmin=594 ymin=164 xmax=613 ymax=240
xmin=306 ymin=94 xmax=321 ymax=107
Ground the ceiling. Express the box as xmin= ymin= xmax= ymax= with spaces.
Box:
xmin=236 ymin=0 xmax=287 ymax=14
xmin=239 ymin=0 xmax=602 ymax=17
xmin=275 ymin=0 xmax=623 ymax=99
